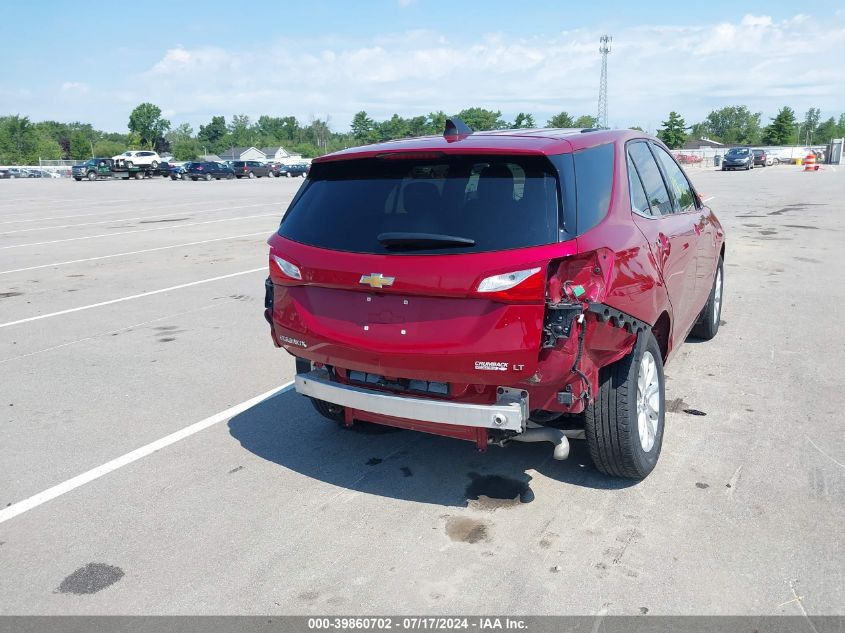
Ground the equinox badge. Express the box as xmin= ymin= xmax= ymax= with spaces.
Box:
xmin=359 ymin=273 xmax=395 ymax=289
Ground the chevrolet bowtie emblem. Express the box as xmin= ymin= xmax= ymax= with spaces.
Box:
xmin=359 ymin=273 xmax=395 ymax=289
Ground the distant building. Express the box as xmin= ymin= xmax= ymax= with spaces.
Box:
xmin=218 ymin=146 xmax=305 ymax=163
xmin=219 ymin=147 xmax=266 ymax=161
xmin=682 ymin=137 xmax=724 ymax=150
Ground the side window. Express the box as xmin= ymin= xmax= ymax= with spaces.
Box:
xmin=627 ymin=155 xmax=651 ymax=217
xmin=627 ymin=142 xmax=673 ymax=216
xmin=652 ymin=144 xmax=697 ymax=213
xmin=573 ymin=143 xmax=614 ymax=233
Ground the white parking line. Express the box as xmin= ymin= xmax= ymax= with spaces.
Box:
xmin=0 ymin=213 xmax=279 ymax=250
xmin=702 ymin=196 xmax=716 ymax=203
xmin=0 ymin=202 xmax=272 ymax=234
xmin=0 ymin=232 xmax=268 ymax=276
xmin=0 ymin=267 xmax=266 ymax=329
xmin=0 ymin=197 xmax=273 ymax=225
xmin=0 ymin=382 xmax=295 ymax=524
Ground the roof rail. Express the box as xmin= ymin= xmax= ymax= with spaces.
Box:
xmin=580 ymin=127 xmax=602 ymax=133
xmin=444 ymin=117 xmax=473 ymax=140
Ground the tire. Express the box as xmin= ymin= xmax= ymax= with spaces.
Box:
xmin=135 ymin=172 xmax=143 ymax=180
xmin=690 ymin=257 xmax=723 ymax=341
xmin=87 ymin=171 xmax=97 ymax=181
xmin=294 ymin=358 xmax=344 ymax=423
xmin=205 ymin=173 xmax=213 ymax=181
xmin=248 ymin=171 xmax=256 ymax=179
xmin=150 ymin=161 xmax=158 ymax=169
xmin=585 ymin=330 xmax=665 ymax=480
xmin=74 ymin=177 xmax=82 ymax=181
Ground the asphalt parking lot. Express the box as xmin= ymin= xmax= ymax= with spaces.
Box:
xmin=0 ymin=167 xmax=843 ymax=616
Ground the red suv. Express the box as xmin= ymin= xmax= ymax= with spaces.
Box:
xmin=265 ymin=120 xmax=725 ymax=479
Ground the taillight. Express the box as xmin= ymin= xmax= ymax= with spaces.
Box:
xmin=473 ymin=267 xmax=544 ymax=303
xmin=547 ymin=249 xmax=613 ymax=304
xmin=269 ymin=253 xmax=302 ymax=283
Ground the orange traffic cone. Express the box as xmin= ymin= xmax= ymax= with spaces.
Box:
xmin=804 ymin=153 xmax=818 ymax=171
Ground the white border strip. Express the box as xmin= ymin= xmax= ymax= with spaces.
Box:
xmin=0 ymin=382 xmax=294 ymax=524
xmin=0 ymin=267 xmax=265 ymax=329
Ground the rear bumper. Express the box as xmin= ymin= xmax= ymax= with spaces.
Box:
xmin=295 ymin=369 xmax=527 ymax=432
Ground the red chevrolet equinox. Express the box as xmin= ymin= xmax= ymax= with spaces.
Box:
xmin=265 ymin=119 xmax=725 ymax=479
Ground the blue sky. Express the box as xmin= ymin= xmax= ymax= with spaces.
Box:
xmin=2 ymin=0 xmax=844 ymax=132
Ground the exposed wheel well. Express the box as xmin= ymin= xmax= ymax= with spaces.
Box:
xmin=652 ymin=311 xmax=671 ymax=361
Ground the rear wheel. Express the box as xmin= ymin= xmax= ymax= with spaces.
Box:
xmin=248 ymin=171 xmax=256 ymax=179
xmin=205 ymin=173 xmax=213 ymax=181
xmin=690 ymin=257 xmax=723 ymax=340
xmin=74 ymin=177 xmax=82 ymax=181
xmin=135 ymin=172 xmax=143 ymax=180
xmin=585 ymin=331 xmax=665 ymax=480
xmin=151 ymin=160 xmax=159 ymax=169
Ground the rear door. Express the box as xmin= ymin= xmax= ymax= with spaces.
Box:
xmin=651 ymin=143 xmax=717 ymax=316
xmin=627 ymin=141 xmax=698 ymax=342
xmin=268 ymin=153 xmax=569 ymax=384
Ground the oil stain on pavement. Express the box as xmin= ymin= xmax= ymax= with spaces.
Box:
xmin=57 ymin=563 xmax=124 ymax=595
xmin=445 ymin=517 xmax=489 ymax=544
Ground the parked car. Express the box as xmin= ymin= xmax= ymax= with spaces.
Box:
xmin=265 ymin=121 xmax=725 ymax=480
xmin=232 ymin=160 xmax=271 ymax=178
xmin=185 ymin=161 xmax=235 ymax=181
xmin=278 ymin=163 xmax=309 ymax=178
xmin=156 ymin=161 xmax=180 ymax=178
xmin=6 ymin=168 xmax=31 ymax=179
xmin=27 ymin=168 xmax=59 ymax=178
xmin=112 ymin=150 xmax=161 ymax=169
xmin=721 ymin=147 xmax=754 ymax=170
xmin=674 ymin=153 xmax=703 ymax=164
xmin=752 ymin=149 xmax=770 ymax=167
xmin=0 ymin=169 xmax=10 ymax=179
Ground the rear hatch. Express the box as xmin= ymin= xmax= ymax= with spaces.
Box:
xmin=268 ymin=152 xmax=573 ymax=385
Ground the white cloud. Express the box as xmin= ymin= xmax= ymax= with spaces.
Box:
xmin=53 ymin=12 xmax=845 ymax=130
xmin=61 ymin=81 xmax=88 ymax=93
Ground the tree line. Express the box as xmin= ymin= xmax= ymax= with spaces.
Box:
xmin=1 ymin=101 xmax=843 ymax=165
xmin=657 ymin=106 xmax=845 ymax=149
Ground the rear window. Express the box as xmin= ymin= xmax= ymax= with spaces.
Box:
xmin=278 ymin=155 xmax=561 ymax=255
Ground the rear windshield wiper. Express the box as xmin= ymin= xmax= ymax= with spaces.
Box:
xmin=377 ymin=232 xmax=476 ymax=250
